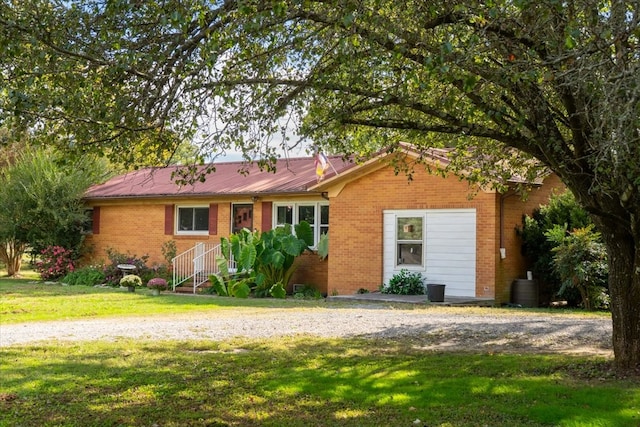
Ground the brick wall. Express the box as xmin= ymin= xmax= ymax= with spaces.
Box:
xmin=289 ymin=252 xmax=329 ymax=295
xmin=83 ymin=199 xmax=232 ymax=266
xmin=326 ymin=166 xmax=563 ymax=301
xmin=327 ymin=165 xmax=499 ymax=296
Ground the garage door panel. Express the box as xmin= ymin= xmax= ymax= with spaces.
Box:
xmin=427 ymin=232 xmax=476 ymax=242
xmin=426 ymin=222 xmax=476 ymax=232
xmin=426 ymin=258 xmax=475 ymax=268
xmin=425 ymin=209 xmax=476 ymax=297
xmin=383 ymin=209 xmax=476 ymax=297
xmin=426 ymin=246 xmax=476 ymax=256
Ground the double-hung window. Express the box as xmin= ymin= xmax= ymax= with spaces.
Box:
xmin=176 ymin=206 xmax=209 ymax=235
xmin=274 ymin=202 xmax=329 ymax=247
xmin=396 ymin=216 xmax=424 ymax=268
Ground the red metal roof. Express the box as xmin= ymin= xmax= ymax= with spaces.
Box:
xmin=85 ymin=155 xmax=355 ymax=199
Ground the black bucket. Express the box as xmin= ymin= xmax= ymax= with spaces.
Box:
xmin=427 ymin=284 xmax=446 ymax=302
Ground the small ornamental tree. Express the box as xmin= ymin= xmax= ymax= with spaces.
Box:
xmin=546 ymin=225 xmax=609 ymax=310
xmin=518 ymin=190 xmax=592 ymax=305
xmin=0 ymin=147 xmax=106 ymax=276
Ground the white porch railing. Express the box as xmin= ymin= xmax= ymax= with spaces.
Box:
xmin=172 ymin=243 xmax=235 ymax=293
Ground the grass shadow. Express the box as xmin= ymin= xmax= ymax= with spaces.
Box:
xmin=1 ymin=337 xmax=638 ymax=426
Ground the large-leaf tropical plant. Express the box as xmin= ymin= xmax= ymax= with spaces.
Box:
xmin=210 ymin=222 xmax=314 ymax=298
xmin=209 ymin=228 xmax=259 ymax=298
xmin=253 ymin=222 xmax=313 ymax=297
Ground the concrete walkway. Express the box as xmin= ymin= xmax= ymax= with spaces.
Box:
xmin=326 ymin=292 xmax=495 ymax=306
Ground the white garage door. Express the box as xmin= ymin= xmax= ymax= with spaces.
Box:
xmin=383 ymin=209 xmax=476 ymax=297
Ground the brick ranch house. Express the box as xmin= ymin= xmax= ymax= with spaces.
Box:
xmin=83 ymin=146 xmax=563 ymax=303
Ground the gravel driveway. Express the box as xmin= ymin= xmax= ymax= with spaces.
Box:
xmin=0 ymin=303 xmax=613 ymax=356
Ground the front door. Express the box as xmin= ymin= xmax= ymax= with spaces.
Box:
xmin=232 ymin=204 xmax=253 ymax=234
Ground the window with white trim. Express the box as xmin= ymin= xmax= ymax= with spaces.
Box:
xmin=176 ymin=206 xmax=209 ymax=235
xmin=273 ymin=202 xmax=329 ymax=246
xmin=396 ymin=216 xmax=424 ymax=267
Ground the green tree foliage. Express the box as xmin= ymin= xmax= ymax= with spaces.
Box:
xmin=0 ymin=129 xmax=25 ymax=168
xmin=518 ymin=190 xmax=592 ymax=305
xmin=0 ymin=148 xmax=106 ymax=276
xmin=2 ymin=0 xmax=640 ymax=369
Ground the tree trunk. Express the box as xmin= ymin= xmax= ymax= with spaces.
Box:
xmin=593 ymin=217 xmax=640 ymax=371
xmin=0 ymin=240 xmax=24 ymax=277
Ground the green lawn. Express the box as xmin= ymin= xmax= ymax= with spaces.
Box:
xmin=1 ymin=278 xmax=637 ymax=427
xmin=0 ymin=279 xmax=327 ymax=324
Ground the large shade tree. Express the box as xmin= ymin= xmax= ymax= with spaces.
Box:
xmin=1 ymin=1 xmax=639 ymax=370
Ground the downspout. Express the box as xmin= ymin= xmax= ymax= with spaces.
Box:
xmin=500 ymin=194 xmax=505 ymax=259
xmin=498 ymin=190 xmax=514 ymax=303
xmin=499 ymin=190 xmax=517 ymax=260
